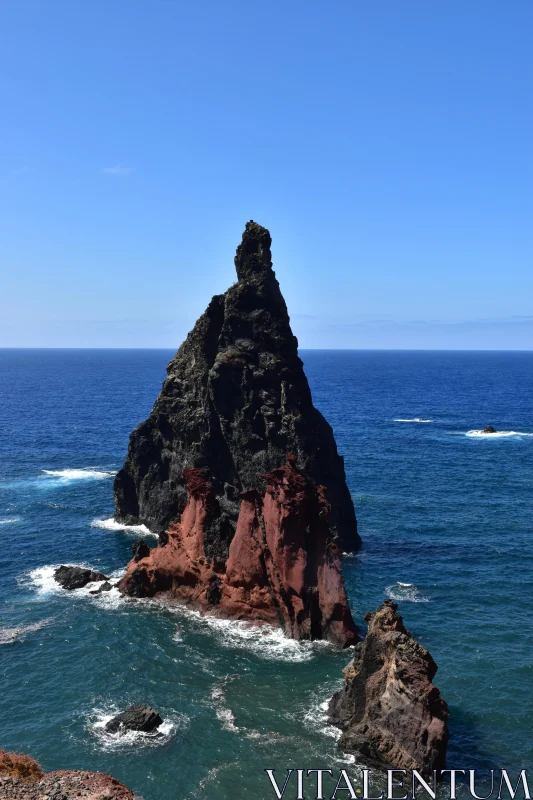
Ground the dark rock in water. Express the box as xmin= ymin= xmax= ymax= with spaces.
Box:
xmin=114 ymin=220 xmax=359 ymax=554
xmin=328 ymin=599 xmax=449 ymax=775
xmin=132 ymin=539 xmax=151 ymax=562
xmin=483 ymin=425 xmax=497 ymax=433
xmin=119 ymin=456 xmax=359 ymax=646
xmin=54 ymin=566 xmax=109 ymax=590
xmin=89 ymin=581 xmax=112 ymax=595
xmin=104 ymin=705 xmax=163 ymax=734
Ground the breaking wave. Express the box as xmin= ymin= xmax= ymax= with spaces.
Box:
xmin=21 ymin=565 xmax=123 ymax=604
xmin=466 ymin=430 xmax=533 ymax=438
xmin=394 ymin=418 xmax=433 ymax=423
xmin=186 ymin=613 xmax=331 ymax=663
xmin=91 ymin=517 xmax=158 ymax=538
xmin=385 ymin=581 xmax=429 ymax=603
xmin=88 ymin=706 xmax=184 ymax=750
xmin=0 ymin=517 xmax=20 ymax=525
xmin=42 ymin=468 xmax=116 ymax=481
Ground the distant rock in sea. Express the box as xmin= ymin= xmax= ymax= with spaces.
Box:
xmin=54 ymin=566 xmax=109 ymax=590
xmin=114 ymin=221 xmax=359 ymax=645
xmin=483 ymin=425 xmax=497 ymax=433
xmin=328 ymin=599 xmax=449 ymax=775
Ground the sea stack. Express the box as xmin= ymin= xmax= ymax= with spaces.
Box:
xmin=114 ymin=221 xmax=359 ymax=646
xmin=328 ymin=600 xmax=449 ymax=775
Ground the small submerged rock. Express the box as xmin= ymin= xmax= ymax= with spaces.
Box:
xmin=483 ymin=425 xmax=497 ymax=434
xmin=89 ymin=581 xmax=113 ymax=595
xmin=54 ymin=566 xmax=109 ymax=590
xmin=105 ymin=705 xmax=163 ymax=734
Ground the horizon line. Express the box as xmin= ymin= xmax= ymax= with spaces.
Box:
xmin=0 ymin=347 xmax=532 ymax=353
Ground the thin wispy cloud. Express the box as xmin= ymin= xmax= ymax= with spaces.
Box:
xmin=101 ymin=164 xmax=134 ymax=176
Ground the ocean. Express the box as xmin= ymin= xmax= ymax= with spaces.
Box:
xmin=1 ymin=349 xmax=532 ymax=799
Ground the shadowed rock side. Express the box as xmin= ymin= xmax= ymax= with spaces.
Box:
xmin=119 ymin=456 xmax=358 ymax=647
xmin=114 ymin=220 xmax=359 ymax=553
xmin=328 ymin=600 xmax=449 ymax=775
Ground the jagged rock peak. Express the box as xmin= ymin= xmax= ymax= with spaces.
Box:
xmin=114 ymin=221 xmax=359 ymax=553
xmin=328 ymin=600 xmax=449 ymax=775
xmin=234 ymin=220 xmax=273 ymax=281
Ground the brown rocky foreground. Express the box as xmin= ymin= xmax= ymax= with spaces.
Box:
xmin=0 ymin=752 xmax=136 ymax=799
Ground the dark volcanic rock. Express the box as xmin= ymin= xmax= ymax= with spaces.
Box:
xmin=328 ymin=600 xmax=449 ymax=775
xmin=119 ymin=456 xmax=359 ymax=646
xmin=104 ymin=704 xmax=163 ymax=734
xmin=54 ymin=566 xmax=109 ymax=590
xmin=483 ymin=425 xmax=497 ymax=433
xmin=132 ymin=539 xmax=151 ymax=562
xmin=114 ymin=220 xmax=359 ymax=553
xmin=89 ymin=581 xmax=112 ymax=595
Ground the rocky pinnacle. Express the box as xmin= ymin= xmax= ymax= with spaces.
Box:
xmin=114 ymin=221 xmax=360 ymax=553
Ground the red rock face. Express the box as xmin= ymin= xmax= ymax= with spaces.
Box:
xmin=119 ymin=456 xmax=359 ymax=647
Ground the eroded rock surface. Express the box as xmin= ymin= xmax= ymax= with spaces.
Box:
xmin=119 ymin=456 xmax=358 ymax=646
xmin=328 ymin=600 xmax=449 ymax=774
xmin=114 ymin=221 xmax=359 ymax=553
xmin=0 ymin=750 xmax=135 ymax=799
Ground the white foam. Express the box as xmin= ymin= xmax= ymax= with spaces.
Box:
xmin=91 ymin=517 xmax=158 ymax=538
xmin=42 ymin=468 xmax=116 ymax=481
xmin=466 ymin=430 xmax=533 ymax=438
xmin=89 ymin=706 xmax=183 ymax=750
xmin=394 ymin=418 xmax=433 ymax=423
xmin=0 ymin=517 xmax=20 ymax=525
xmin=0 ymin=618 xmax=54 ymax=645
xmin=385 ymin=581 xmax=429 ymax=603
xmin=188 ymin=613 xmax=331 ymax=662
xmin=302 ymin=688 xmax=363 ymax=765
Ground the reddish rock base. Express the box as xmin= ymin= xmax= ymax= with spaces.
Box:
xmin=119 ymin=456 xmax=358 ymax=647
xmin=0 ymin=751 xmax=135 ymax=799
xmin=328 ymin=600 xmax=449 ymax=776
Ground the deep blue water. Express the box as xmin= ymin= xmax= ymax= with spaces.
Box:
xmin=1 ymin=349 xmax=532 ymax=799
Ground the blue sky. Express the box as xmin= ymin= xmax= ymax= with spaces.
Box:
xmin=1 ymin=1 xmax=532 ymax=349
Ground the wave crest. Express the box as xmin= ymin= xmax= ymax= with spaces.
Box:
xmin=466 ymin=430 xmax=533 ymax=438
xmin=394 ymin=418 xmax=433 ymax=423
xmin=42 ymin=468 xmax=116 ymax=481
xmin=91 ymin=517 xmax=158 ymax=538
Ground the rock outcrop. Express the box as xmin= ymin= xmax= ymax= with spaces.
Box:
xmin=119 ymin=456 xmax=358 ymax=646
xmin=483 ymin=425 xmax=497 ymax=434
xmin=114 ymin=220 xmax=359 ymax=553
xmin=0 ymin=751 xmax=135 ymax=799
xmin=114 ymin=221 xmax=360 ymax=645
xmin=328 ymin=600 xmax=449 ymax=775
xmin=105 ymin=705 xmax=163 ymax=734
xmin=54 ymin=566 xmax=109 ymax=590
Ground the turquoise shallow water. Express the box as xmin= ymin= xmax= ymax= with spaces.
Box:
xmin=1 ymin=349 xmax=532 ymax=799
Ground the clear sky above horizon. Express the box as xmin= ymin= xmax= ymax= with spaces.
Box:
xmin=1 ymin=1 xmax=532 ymax=349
